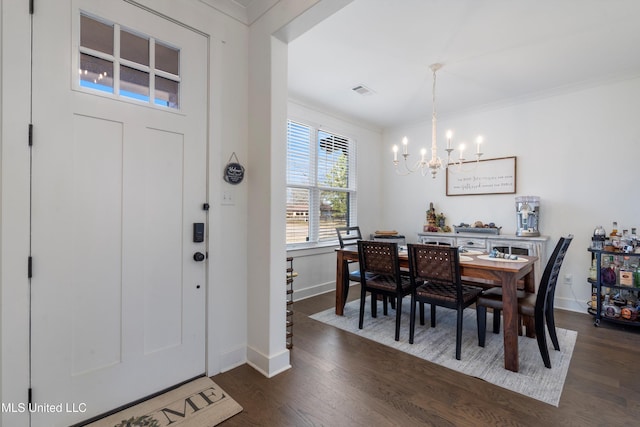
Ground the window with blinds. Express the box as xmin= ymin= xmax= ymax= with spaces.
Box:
xmin=286 ymin=120 xmax=357 ymax=245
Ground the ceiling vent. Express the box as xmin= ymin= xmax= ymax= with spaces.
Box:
xmin=351 ymin=84 xmax=375 ymax=96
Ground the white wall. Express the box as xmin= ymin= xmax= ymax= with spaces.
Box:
xmin=286 ymin=100 xmax=383 ymax=299
xmin=380 ymin=76 xmax=640 ymax=312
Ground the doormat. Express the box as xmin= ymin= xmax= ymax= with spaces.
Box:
xmin=85 ymin=377 xmax=242 ymax=427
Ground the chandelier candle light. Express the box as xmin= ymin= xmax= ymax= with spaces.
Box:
xmin=392 ymin=63 xmax=485 ymax=178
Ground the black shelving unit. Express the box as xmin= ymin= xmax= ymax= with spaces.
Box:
xmin=588 ymin=248 xmax=640 ymax=327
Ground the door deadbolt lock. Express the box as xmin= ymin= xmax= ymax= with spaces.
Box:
xmin=193 ymin=252 xmax=206 ymax=262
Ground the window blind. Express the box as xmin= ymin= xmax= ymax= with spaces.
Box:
xmin=287 ymin=121 xmax=313 ymax=186
xmin=286 ymin=120 xmax=357 ymax=246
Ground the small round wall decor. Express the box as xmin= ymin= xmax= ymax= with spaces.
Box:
xmin=223 ymin=152 xmax=245 ymax=185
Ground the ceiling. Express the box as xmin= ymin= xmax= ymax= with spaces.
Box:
xmin=288 ymin=0 xmax=640 ymax=129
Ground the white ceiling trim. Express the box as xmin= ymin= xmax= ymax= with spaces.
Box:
xmin=199 ymin=0 xmax=279 ymax=25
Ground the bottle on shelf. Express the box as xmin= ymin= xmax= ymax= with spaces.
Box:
xmin=603 ymin=294 xmax=621 ymax=318
xmin=621 ymin=303 xmax=638 ymax=321
xmin=614 ymin=255 xmax=622 ymax=284
xmin=601 ymin=255 xmax=617 ymax=289
xmin=610 ymin=221 xmax=621 ymax=249
xmin=619 ymin=256 xmax=634 ymax=286
xmin=610 ymin=221 xmax=618 ymax=237
xmin=631 ymin=227 xmax=638 ymax=250
xmin=588 ymin=258 xmax=598 ymax=281
xmin=602 ymin=294 xmax=610 ymax=317
xmin=621 ymin=229 xmax=635 ymax=252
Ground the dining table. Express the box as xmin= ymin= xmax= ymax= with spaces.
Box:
xmin=335 ymin=245 xmax=538 ymax=373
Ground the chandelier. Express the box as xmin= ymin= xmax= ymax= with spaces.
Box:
xmin=392 ymin=63 xmax=484 ymax=178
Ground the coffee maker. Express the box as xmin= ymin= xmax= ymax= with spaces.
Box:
xmin=515 ymin=196 xmax=540 ymax=237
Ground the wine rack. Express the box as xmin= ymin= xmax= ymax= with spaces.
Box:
xmin=286 ymin=257 xmax=297 ymax=349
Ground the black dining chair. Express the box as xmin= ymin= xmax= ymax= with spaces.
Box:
xmin=337 ymin=226 xmax=397 ymax=314
xmin=336 ymin=226 xmax=376 ymax=300
xmin=407 ymin=244 xmax=483 ymax=360
xmin=476 ymin=235 xmax=573 ymax=368
xmin=336 ymin=226 xmax=365 ymax=284
xmin=357 ymin=240 xmax=412 ymax=341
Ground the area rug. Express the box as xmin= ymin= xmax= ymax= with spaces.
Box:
xmin=85 ymin=377 xmax=242 ymax=427
xmin=310 ymin=298 xmax=577 ymax=406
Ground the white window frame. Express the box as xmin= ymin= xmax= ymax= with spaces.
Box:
xmin=73 ymin=11 xmax=182 ymax=110
xmin=286 ymin=119 xmax=358 ymax=248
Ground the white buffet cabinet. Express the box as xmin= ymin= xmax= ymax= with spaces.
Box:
xmin=416 ymin=231 xmax=550 ymax=285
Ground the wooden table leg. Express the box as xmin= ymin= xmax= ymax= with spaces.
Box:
xmin=522 ymin=268 xmax=536 ymax=338
xmin=522 ymin=267 xmax=536 ymax=293
xmin=500 ymin=271 xmax=519 ymax=372
xmin=335 ymin=251 xmax=348 ymax=316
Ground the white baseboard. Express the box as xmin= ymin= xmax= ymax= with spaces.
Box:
xmin=554 ymin=295 xmax=589 ymax=314
xmin=246 ymin=345 xmax=291 ymax=378
xmin=293 ymin=281 xmax=339 ymax=300
xmin=214 ymin=344 xmax=247 ymax=374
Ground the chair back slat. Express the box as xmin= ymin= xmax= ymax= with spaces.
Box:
xmin=336 ymin=226 xmax=363 ymax=248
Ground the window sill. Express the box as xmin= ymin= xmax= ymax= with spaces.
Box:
xmin=286 ymin=241 xmax=339 ymax=257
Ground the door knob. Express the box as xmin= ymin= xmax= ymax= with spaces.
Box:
xmin=193 ymin=252 xmax=206 ymax=262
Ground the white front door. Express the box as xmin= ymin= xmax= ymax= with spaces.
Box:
xmin=30 ymin=1 xmax=209 ymax=425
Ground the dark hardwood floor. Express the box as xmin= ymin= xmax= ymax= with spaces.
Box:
xmin=213 ymin=285 xmax=640 ymax=426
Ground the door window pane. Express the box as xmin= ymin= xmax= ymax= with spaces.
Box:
xmin=78 ymin=13 xmax=181 ymax=110
xmin=155 ymin=76 xmax=179 ymax=108
xmin=156 ymin=43 xmax=180 ymax=75
xmin=80 ymin=15 xmax=113 ymax=55
xmin=80 ymin=54 xmax=114 ymax=93
xmin=120 ymin=65 xmax=149 ymax=101
xmin=120 ymin=29 xmax=149 ymax=66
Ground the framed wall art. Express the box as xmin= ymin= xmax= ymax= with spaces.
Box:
xmin=446 ymin=156 xmax=516 ymax=196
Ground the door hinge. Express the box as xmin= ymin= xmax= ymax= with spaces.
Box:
xmin=28 ymin=256 xmax=33 ymax=278
xmin=29 ymin=0 xmax=34 ymax=15
xmin=202 ymin=203 xmax=210 ymax=211
xmin=28 ymin=124 xmax=33 ymax=147
xmin=28 ymin=388 xmax=33 ymax=405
